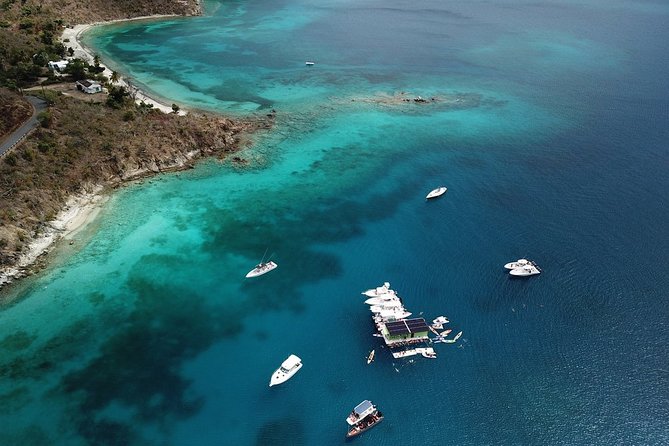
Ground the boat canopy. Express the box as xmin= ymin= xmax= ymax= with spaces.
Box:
xmin=281 ymin=354 xmax=301 ymax=369
xmin=385 ymin=318 xmax=429 ymax=336
xmin=354 ymin=400 xmax=374 ymax=416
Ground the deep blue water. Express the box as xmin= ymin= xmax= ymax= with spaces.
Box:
xmin=1 ymin=0 xmax=668 ymax=444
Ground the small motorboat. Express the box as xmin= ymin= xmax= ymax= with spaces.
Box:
xmin=504 ymin=258 xmax=530 ymax=270
xmin=509 ymin=263 xmax=541 ymax=277
xmin=305 ymin=61 xmax=315 ymax=66
xmin=245 ymin=261 xmax=278 ymax=278
xmin=431 ymin=315 xmax=449 ymax=329
xmin=269 ymin=354 xmax=303 ymax=387
xmin=426 ymin=186 xmax=447 ymax=199
xmin=367 ymin=350 xmax=375 ymax=364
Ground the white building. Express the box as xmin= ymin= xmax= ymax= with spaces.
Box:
xmin=48 ymin=60 xmax=70 ymax=72
xmin=75 ymin=80 xmax=102 ymax=94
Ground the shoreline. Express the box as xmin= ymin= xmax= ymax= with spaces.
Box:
xmin=61 ymin=16 xmax=188 ymax=115
xmin=0 ymin=186 xmax=109 ymax=289
xmin=0 ymin=11 xmax=216 ymax=291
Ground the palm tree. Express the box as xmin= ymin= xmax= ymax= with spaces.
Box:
xmin=110 ymin=71 xmax=119 ymax=84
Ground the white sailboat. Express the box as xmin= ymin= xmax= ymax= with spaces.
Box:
xmin=246 ymin=250 xmax=278 ymax=278
xmin=426 ymin=186 xmax=447 ymax=199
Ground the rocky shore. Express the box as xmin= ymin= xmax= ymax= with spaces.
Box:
xmin=0 ymin=3 xmax=273 ymax=290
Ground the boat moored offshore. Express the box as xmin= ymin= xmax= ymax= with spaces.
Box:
xmin=269 ymin=354 xmax=303 ymax=387
xmin=346 ymin=400 xmax=384 ymax=438
xmin=504 ymin=258 xmax=530 ymax=270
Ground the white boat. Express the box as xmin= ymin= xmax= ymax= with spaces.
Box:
xmin=269 ymin=354 xmax=303 ymax=387
xmin=504 ymin=258 xmax=530 ymax=270
xmin=305 ymin=61 xmax=315 ymax=66
xmin=431 ymin=316 xmax=449 ymax=329
xmin=361 ymin=282 xmax=391 ymax=297
xmin=366 ymin=350 xmax=375 ymax=364
xmin=426 ymin=186 xmax=447 ymax=199
xmin=509 ymin=264 xmax=541 ymax=277
xmin=364 ymin=295 xmax=400 ymax=306
xmin=246 ymin=261 xmax=278 ymax=278
xmin=374 ymin=309 xmax=412 ymax=320
xmin=419 ymin=347 xmax=437 ymax=359
xmin=435 ymin=330 xmax=463 ymax=344
xmin=369 ymin=302 xmax=404 ymax=313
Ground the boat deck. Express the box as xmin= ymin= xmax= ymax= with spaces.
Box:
xmin=391 ymin=347 xmax=436 ymax=359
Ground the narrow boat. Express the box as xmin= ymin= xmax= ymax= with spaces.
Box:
xmin=426 ymin=186 xmax=447 ymax=199
xmin=504 ymin=258 xmax=530 ymax=270
xmin=346 ymin=400 xmax=384 ymax=438
xmin=367 ymin=350 xmax=375 ymax=364
xmin=246 ymin=260 xmax=278 ymax=278
xmin=269 ymin=354 xmax=303 ymax=387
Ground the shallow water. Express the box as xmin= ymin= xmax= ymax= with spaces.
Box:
xmin=1 ymin=0 xmax=668 ymax=444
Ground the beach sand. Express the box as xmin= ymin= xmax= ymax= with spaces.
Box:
xmin=0 ymin=16 xmax=189 ymax=290
xmin=0 ymin=187 xmax=108 ymax=288
xmin=61 ymin=16 xmax=187 ymax=115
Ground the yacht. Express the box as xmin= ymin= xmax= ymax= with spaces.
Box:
xmin=368 ymin=301 xmax=404 ymax=313
xmin=509 ymin=263 xmax=541 ymax=277
xmin=504 ymin=258 xmax=530 ymax=270
xmin=364 ymin=295 xmax=400 ymax=306
xmin=269 ymin=354 xmax=303 ymax=387
xmin=346 ymin=400 xmax=384 ymax=438
xmin=362 ymin=282 xmax=392 ymax=297
xmin=246 ymin=261 xmax=278 ymax=278
xmin=374 ymin=308 xmax=412 ymax=321
xmin=426 ymin=186 xmax=447 ymax=199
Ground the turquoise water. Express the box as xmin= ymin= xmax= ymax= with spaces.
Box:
xmin=2 ymin=1 xmax=669 ymax=444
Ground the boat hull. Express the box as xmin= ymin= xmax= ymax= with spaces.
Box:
xmin=246 ymin=261 xmax=278 ymax=278
xmin=346 ymin=412 xmax=384 ymax=438
xmin=269 ymin=359 xmax=302 ymax=387
xmin=426 ymin=187 xmax=447 ymax=199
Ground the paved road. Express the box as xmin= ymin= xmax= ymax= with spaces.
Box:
xmin=0 ymin=95 xmax=47 ymax=157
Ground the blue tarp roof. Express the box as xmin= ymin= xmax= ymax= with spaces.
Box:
xmin=354 ymin=400 xmax=373 ymax=415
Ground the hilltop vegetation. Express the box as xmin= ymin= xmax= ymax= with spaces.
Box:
xmin=0 ymin=0 xmax=270 ymax=275
xmin=0 ymin=90 xmax=266 ymax=268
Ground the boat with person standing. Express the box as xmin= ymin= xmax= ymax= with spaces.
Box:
xmin=346 ymin=400 xmax=384 ymax=438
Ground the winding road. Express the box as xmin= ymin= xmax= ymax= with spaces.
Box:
xmin=0 ymin=95 xmax=47 ymax=157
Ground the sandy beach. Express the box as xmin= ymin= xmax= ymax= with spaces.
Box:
xmin=0 ymin=16 xmax=188 ymax=290
xmin=0 ymin=187 xmax=108 ymax=288
xmin=61 ymin=16 xmax=186 ymax=115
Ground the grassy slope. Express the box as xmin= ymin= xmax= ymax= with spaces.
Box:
xmin=0 ymin=0 xmax=271 ymax=271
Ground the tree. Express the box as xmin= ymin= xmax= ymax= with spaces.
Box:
xmin=171 ymin=103 xmax=180 ymax=114
xmin=110 ymin=70 xmax=119 ymax=84
xmin=64 ymin=58 xmax=87 ymax=81
xmin=67 ymin=47 xmax=74 ymax=57
xmin=106 ymin=85 xmax=129 ymax=108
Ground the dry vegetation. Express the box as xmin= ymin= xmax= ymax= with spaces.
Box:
xmin=0 ymin=0 xmax=273 ymax=272
xmin=0 ymin=88 xmax=31 ymax=136
xmin=0 ymin=91 xmax=269 ymax=266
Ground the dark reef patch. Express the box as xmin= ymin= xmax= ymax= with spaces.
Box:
xmin=256 ymin=417 xmax=305 ymax=446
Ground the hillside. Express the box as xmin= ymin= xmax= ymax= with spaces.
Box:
xmin=0 ymin=89 xmax=32 ymax=138
xmin=0 ymin=91 xmax=269 ymax=269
